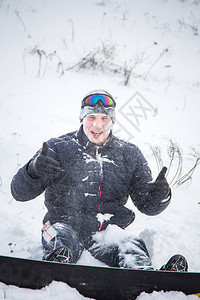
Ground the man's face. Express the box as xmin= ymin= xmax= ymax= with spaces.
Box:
xmin=82 ymin=113 xmax=113 ymax=146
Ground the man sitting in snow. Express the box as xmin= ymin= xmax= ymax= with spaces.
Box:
xmin=11 ymin=90 xmax=187 ymax=271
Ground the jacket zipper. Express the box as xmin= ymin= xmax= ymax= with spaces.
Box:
xmin=95 ymin=147 xmax=104 ymax=231
xmin=98 ymin=164 xmax=103 ymax=231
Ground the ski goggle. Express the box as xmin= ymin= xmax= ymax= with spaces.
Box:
xmin=82 ymin=94 xmax=116 ymax=108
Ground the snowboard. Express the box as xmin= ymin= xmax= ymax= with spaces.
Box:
xmin=0 ymin=254 xmax=199 ymax=299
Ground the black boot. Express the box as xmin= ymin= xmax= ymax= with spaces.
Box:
xmin=160 ymin=254 xmax=188 ymax=272
xmin=45 ymin=246 xmax=73 ymax=263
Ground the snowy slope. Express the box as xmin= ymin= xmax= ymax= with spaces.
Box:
xmin=0 ymin=0 xmax=200 ymax=299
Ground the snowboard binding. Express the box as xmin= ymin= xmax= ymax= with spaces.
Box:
xmin=160 ymin=254 xmax=188 ymax=272
xmin=45 ymin=246 xmax=73 ymax=263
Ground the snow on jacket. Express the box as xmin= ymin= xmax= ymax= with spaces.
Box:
xmin=11 ymin=126 xmax=170 ymax=239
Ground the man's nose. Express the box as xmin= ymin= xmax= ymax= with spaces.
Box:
xmin=93 ymin=119 xmax=102 ymax=128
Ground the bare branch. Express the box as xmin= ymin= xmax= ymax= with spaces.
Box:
xmin=15 ymin=9 xmax=26 ymax=31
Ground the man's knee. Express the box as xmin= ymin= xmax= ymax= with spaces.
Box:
xmin=42 ymin=221 xmax=83 ymax=262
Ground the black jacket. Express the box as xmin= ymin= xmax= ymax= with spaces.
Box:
xmin=11 ymin=126 xmax=170 ymax=238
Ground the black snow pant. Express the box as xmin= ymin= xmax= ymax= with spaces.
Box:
xmin=42 ymin=222 xmax=153 ymax=270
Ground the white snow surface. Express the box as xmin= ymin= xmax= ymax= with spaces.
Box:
xmin=1 ymin=0 xmax=200 ymax=299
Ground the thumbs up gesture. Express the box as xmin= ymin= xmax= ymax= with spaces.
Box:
xmin=148 ymin=167 xmax=171 ymax=200
xmin=28 ymin=142 xmax=62 ymax=179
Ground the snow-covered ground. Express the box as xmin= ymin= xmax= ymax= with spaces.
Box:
xmin=0 ymin=0 xmax=200 ymax=299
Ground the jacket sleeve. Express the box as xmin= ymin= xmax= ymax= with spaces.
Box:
xmin=129 ymin=145 xmax=171 ymax=216
xmin=11 ymin=162 xmax=46 ymax=201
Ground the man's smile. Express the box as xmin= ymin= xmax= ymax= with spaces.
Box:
xmin=91 ymin=130 xmax=103 ymax=138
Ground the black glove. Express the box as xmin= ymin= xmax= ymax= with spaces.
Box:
xmin=28 ymin=142 xmax=62 ymax=179
xmin=99 ymin=202 xmax=135 ymax=230
xmin=148 ymin=167 xmax=171 ymax=200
